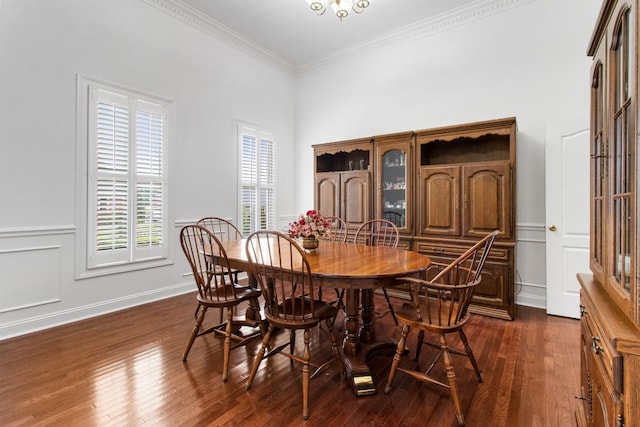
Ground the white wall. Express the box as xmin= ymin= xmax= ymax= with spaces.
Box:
xmin=0 ymin=0 xmax=296 ymax=339
xmin=0 ymin=0 xmax=603 ymax=339
xmin=294 ymin=0 xmax=602 ymax=308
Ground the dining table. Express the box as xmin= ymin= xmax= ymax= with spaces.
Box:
xmin=218 ymin=238 xmax=431 ymax=396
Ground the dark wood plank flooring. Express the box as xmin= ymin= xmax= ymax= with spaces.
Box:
xmin=0 ymin=293 xmax=580 ymax=426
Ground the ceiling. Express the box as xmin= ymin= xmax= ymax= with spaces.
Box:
xmin=178 ymin=0 xmax=480 ymax=69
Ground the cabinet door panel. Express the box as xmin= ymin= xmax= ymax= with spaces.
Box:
xmin=315 ymin=172 xmax=340 ymax=218
xmin=418 ymin=166 xmax=460 ymax=236
xmin=471 ymin=260 xmax=508 ymax=307
xmin=342 ymin=171 xmax=370 ymax=227
xmin=463 ymin=162 xmax=511 ymax=239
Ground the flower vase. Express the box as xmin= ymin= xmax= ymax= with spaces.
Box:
xmin=301 ymin=236 xmax=319 ymax=252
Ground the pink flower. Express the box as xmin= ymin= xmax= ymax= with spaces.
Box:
xmin=288 ymin=210 xmax=331 ymax=239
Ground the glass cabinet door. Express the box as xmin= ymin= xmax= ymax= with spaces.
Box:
xmin=590 ymin=58 xmax=605 ymax=283
xmin=610 ymin=7 xmax=633 ymax=294
xmin=381 ymin=149 xmax=407 ymax=228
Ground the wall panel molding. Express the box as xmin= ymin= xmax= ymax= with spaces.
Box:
xmin=0 ymin=245 xmax=62 ymax=313
xmin=515 ymin=222 xmax=546 ymax=309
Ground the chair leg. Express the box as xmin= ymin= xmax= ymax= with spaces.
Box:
xmin=302 ymin=329 xmax=311 ymax=420
xmin=334 ymin=288 xmax=345 ymax=310
xmin=459 ymin=329 xmax=482 ymax=383
xmin=414 ymin=330 xmax=424 ymax=361
xmin=382 ymin=288 xmax=398 ymax=325
xmin=248 ymin=297 xmax=267 ymax=337
xmin=246 ymin=324 xmax=274 ymax=390
xmin=385 ymin=324 xmax=410 ymax=393
xmin=439 ymin=334 xmax=465 ymax=427
xmin=325 ymin=317 xmax=346 ymax=378
xmin=222 ymin=307 xmax=233 ymax=382
xmin=290 ymin=330 xmax=296 ymax=365
xmin=183 ymin=305 xmax=207 ymax=362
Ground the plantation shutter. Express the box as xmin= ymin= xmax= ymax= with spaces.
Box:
xmin=259 ymin=136 xmax=274 ymax=230
xmin=88 ymin=86 xmax=167 ymax=268
xmin=134 ymin=101 xmax=165 ymax=259
xmin=239 ymin=125 xmax=275 ymax=235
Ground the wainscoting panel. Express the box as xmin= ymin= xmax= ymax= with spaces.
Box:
xmin=515 ymin=223 xmax=547 ymax=309
xmin=0 ymin=245 xmax=61 ymax=313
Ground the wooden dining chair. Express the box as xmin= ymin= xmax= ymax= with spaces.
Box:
xmin=354 ymin=218 xmax=400 ymax=324
xmin=321 ymin=216 xmax=349 ymax=309
xmin=179 ymin=225 xmax=265 ymax=382
xmin=244 ymin=230 xmax=346 ymax=420
xmin=196 ymin=217 xmax=244 ymax=283
xmin=383 ymin=210 xmax=404 ymax=227
xmin=323 ymin=215 xmax=349 ymax=243
xmin=384 ymin=230 xmax=499 ymax=427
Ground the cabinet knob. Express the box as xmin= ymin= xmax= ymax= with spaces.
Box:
xmin=548 ymin=225 xmax=557 ymax=232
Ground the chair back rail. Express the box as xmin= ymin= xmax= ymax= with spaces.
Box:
xmin=180 ymin=224 xmax=240 ymax=303
xmin=354 ymin=219 xmax=399 ymax=248
xmin=245 ymin=231 xmax=319 ymax=322
xmin=398 ymin=230 xmax=499 ymax=327
xmin=196 ymin=217 xmax=243 ymax=241
xmin=323 ymin=216 xmax=348 ymax=243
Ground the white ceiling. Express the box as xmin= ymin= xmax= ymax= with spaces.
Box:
xmin=178 ymin=0 xmax=480 ymax=69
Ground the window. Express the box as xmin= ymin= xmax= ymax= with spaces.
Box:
xmin=238 ymin=123 xmax=275 ymax=235
xmin=85 ymin=82 xmax=169 ymax=269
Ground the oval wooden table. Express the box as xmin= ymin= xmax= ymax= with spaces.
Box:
xmin=219 ymin=239 xmax=431 ymax=396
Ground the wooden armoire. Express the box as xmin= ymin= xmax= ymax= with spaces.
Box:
xmin=576 ymin=0 xmax=640 ymax=425
xmin=313 ymin=117 xmax=517 ymax=320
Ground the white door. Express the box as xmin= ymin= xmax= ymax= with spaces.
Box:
xmin=545 ymin=125 xmax=590 ymax=318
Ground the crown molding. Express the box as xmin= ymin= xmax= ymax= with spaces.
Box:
xmin=139 ymin=0 xmax=295 ymax=76
xmin=139 ymin=0 xmax=536 ymax=77
xmin=298 ymin=0 xmax=537 ymax=74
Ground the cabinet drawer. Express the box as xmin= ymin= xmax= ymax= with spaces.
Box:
xmin=581 ymin=298 xmax=623 ymax=393
xmin=414 ymin=241 xmax=509 ymax=261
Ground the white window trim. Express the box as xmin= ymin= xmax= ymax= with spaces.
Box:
xmin=236 ymin=120 xmax=277 ymax=235
xmin=75 ymin=75 xmax=174 ymax=279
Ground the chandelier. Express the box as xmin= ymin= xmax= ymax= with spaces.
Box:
xmin=306 ymin=0 xmax=371 ymax=21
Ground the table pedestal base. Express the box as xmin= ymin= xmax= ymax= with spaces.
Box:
xmin=342 ymin=288 xmax=398 ymax=396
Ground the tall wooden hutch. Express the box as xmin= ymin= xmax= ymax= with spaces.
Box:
xmin=313 ymin=117 xmax=517 ymax=320
xmin=577 ymin=0 xmax=640 ymax=425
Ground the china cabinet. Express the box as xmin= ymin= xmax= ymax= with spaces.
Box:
xmin=313 ymin=117 xmax=516 ymax=320
xmin=577 ymin=0 xmax=640 ymax=425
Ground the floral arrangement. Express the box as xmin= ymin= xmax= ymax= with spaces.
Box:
xmin=288 ymin=210 xmax=331 ymax=239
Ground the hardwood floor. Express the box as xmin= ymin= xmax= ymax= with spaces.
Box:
xmin=0 ymin=293 xmax=580 ymax=426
